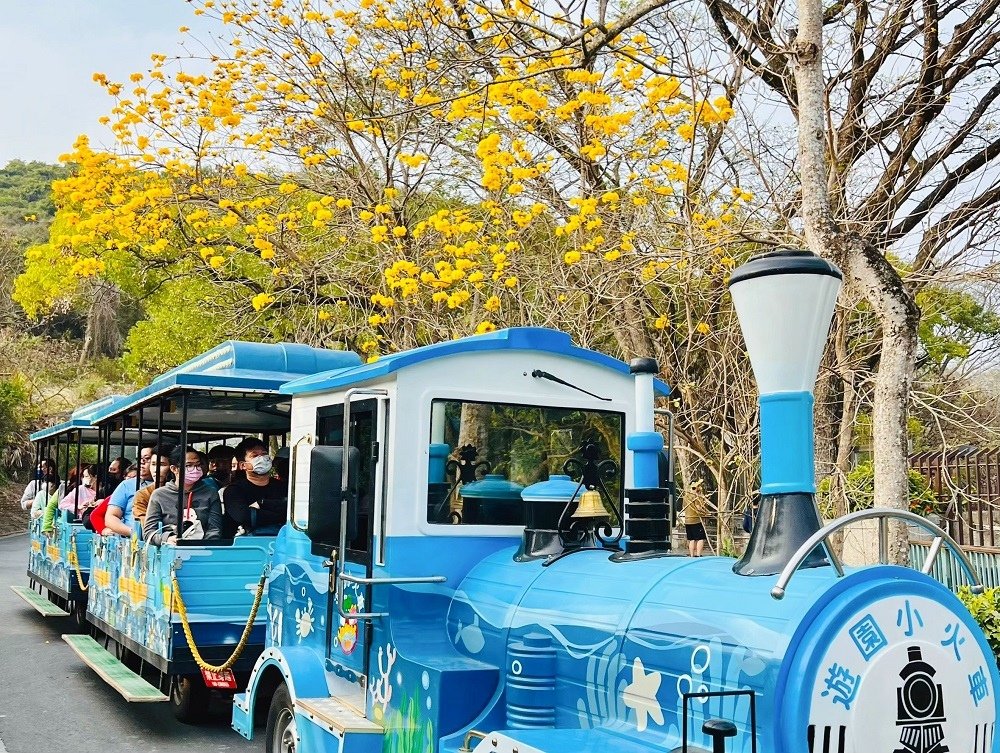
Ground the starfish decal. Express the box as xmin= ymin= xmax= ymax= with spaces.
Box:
xmin=622 ymin=656 xmax=664 ymax=732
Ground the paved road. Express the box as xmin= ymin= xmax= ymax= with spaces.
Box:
xmin=0 ymin=534 xmax=256 ymax=753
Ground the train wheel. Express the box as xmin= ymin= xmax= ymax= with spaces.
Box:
xmin=264 ymin=685 xmax=297 ymax=753
xmin=170 ymin=675 xmax=209 ymax=724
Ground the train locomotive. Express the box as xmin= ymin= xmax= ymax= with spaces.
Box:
xmin=230 ymin=249 xmax=999 ymax=753
xmin=16 ymin=248 xmax=998 ymax=753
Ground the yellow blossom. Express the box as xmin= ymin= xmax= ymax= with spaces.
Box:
xmin=251 ymin=292 xmax=275 ymax=311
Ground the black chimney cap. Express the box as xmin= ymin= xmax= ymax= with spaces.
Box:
xmin=629 ymin=357 xmax=659 ymax=375
xmin=728 ymin=248 xmax=842 ymax=288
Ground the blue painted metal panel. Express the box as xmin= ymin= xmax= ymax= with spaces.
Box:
xmin=265 ymin=527 xmax=334 ymax=668
xmin=280 ymin=328 xmax=671 ymax=396
xmin=27 ymin=512 xmax=92 ymax=601
xmin=87 ymin=533 xmax=270 ymax=662
xmin=440 ymin=550 xmax=1000 ymax=753
xmin=151 ymin=340 xmax=361 ymax=385
xmin=759 ymin=390 xmax=814 ymax=494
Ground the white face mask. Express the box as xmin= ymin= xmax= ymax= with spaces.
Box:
xmin=250 ymin=455 xmax=273 ymax=475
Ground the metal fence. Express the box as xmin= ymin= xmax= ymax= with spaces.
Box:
xmin=909 ymin=540 xmax=1000 ymax=590
xmin=910 ymin=448 xmax=1000 ymax=550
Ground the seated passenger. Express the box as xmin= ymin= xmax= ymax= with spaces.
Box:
xmin=144 ymin=446 xmax=223 ymax=545
xmin=85 ymin=495 xmax=111 ymax=534
xmin=102 ymin=444 xmax=156 ymax=537
xmin=31 ymin=474 xmax=61 ymax=522
xmin=131 ymin=448 xmax=173 ymax=528
xmin=20 ymin=458 xmax=57 ymax=510
xmin=207 ymin=445 xmax=237 ymax=487
xmin=222 ymin=439 xmax=287 ymax=537
xmin=104 ymin=456 xmax=131 ymax=495
xmin=57 ymin=464 xmax=97 ymax=516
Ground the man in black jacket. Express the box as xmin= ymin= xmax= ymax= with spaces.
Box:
xmin=221 ymin=438 xmax=287 ymax=537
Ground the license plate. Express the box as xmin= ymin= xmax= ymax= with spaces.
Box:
xmin=200 ymin=668 xmax=238 ymax=689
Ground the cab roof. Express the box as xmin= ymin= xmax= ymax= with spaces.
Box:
xmin=280 ymin=327 xmax=670 ymax=396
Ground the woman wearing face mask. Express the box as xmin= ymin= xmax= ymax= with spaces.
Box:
xmin=143 ymin=446 xmax=222 ymax=546
xmin=220 ymin=438 xmax=287 ymax=537
xmin=57 ymin=464 xmax=98 ymax=516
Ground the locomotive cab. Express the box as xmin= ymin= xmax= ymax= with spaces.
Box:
xmin=238 ymin=328 xmax=663 ymax=749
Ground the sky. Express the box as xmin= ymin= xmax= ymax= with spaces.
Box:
xmin=0 ymin=1 xmax=215 ymax=166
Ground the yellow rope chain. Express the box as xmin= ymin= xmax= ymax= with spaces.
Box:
xmin=69 ymin=535 xmax=88 ymax=592
xmin=171 ymin=567 xmax=268 ymax=673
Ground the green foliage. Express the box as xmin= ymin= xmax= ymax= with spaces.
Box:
xmin=916 ymin=285 xmax=1000 ymax=370
xmin=0 ymin=160 xmax=68 ymax=248
xmin=817 ymin=460 xmax=937 ymax=518
xmin=0 ymin=376 xmax=37 ymax=479
xmin=120 ymin=278 xmax=230 ymax=384
xmin=957 ymin=587 xmax=1000 ymax=664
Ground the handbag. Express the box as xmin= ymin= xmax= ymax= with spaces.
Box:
xmin=181 ymin=491 xmax=205 ymax=540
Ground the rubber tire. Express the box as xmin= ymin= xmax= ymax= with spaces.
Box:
xmin=264 ymin=685 xmax=297 ymax=753
xmin=170 ymin=674 xmax=210 ymax=724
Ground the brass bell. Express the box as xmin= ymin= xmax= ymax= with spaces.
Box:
xmin=573 ymin=487 xmax=606 ymax=518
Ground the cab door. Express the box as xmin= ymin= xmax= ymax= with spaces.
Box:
xmin=315 ymin=396 xmax=384 ymax=683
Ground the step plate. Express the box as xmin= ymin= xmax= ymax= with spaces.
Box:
xmin=61 ymin=634 xmax=168 ymax=702
xmin=296 ymin=696 xmax=383 ymax=735
xmin=10 ymin=585 xmax=70 ymax=617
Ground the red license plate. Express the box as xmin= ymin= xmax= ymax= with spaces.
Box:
xmin=200 ymin=668 xmax=238 ymax=689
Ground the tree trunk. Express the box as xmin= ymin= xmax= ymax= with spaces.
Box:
xmin=828 ymin=310 xmax=855 ymax=556
xmin=793 ymin=0 xmax=920 ymax=564
xmin=80 ymin=280 xmax=123 ymax=364
xmin=813 ymin=351 xmax=840 ymax=484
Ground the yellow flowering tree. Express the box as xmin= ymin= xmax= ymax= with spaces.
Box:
xmin=18 ymin=0 xmax=764 ymax=532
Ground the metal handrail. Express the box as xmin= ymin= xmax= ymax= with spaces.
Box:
xmin=771 ymin=507 xmax=985 ymax=600
xmin=288 ymin=433 xmax=313 ymax=533
xmin=336 ymin=571 xmax=447 ymax=620
xmin=340 ymin=573 xmax=447 ymax=586
xmin=336 ymin=388 xmax=388 ymax=621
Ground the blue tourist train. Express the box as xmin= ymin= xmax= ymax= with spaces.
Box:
xmin=14 ymin=249 xmax=1000 ymax=752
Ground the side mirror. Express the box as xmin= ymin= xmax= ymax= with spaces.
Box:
xmin=307 ymin=445 xmax=360 ymax=558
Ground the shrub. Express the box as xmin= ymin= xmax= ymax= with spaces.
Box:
xmin=957 ymin=586 xmax=1000 ymax=664
xmin=0 ymin=376 xmax=36 ymax=479
xmin=817 ymin=460 xmax=938 ymax=518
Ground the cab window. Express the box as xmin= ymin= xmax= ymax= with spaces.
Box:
xmin=426 ymin=399 xmax=623 ymax=526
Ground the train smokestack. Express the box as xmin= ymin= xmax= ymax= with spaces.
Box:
xmin=729 ymin=248 xmax=842 ymax=576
